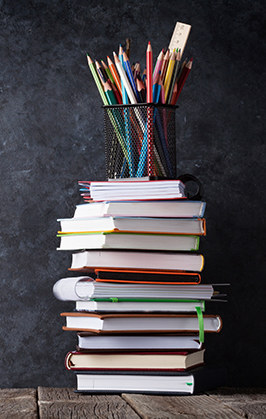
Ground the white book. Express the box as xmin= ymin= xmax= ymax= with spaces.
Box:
xmin=76 ymin=334 xmax=203 ymax=351
xmin=75 ymin=365 xmax=227 ymax=394
xmin=74 ymin=200 xmax=206 ymax=219
xmin=69 ymin=250 xmax=205 ymax=272
xmin=53 ymin=277 xmax=214 ymax=301
xmin=82 ymin=180 xmax=186 ymax=201
xmin=60 ymin=312 xmax=222 ymax=333
xmin=58 ymin=216 xmax=206 ymax=235
xmin=75 ymin=299 xmax=206 ymax=313
xmin=57 ymin=232 xmax=200 ymax=252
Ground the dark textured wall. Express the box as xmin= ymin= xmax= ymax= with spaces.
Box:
xmin=0 ymin=0 xmax=265 ymax=388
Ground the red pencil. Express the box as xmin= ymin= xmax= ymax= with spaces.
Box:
xmin=175 ymin=58 xmax=193 ymax=103
xmin=146 ymin=41 xmax=153 ymax=103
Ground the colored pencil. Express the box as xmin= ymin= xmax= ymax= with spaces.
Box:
xmin=160 ymin=49 xmax=169 ymax=83
xmin=158 ymin=73 xmax=165 ymax=104
xmin=101 ymin=60 xmax=115 ymax=85
xmin=109 ymin=79 xmax=122 ymax=104
xmin=164 ymin=50 xmax=176 ymax=102
xmin=107 ymin=55 xmax=123 ymax=97
xmin=126 ymin=38 xmax=131 ymax=59
xmin=175 ymin=58 xmax=193 ymax=102
xmin=153 ymin=48 xmax=164 ymax=83
xmin=123 ymin=50 xmax=141 ymax=102
xmin=167 ymin=49 xmax=181 ymax=104
xmin=103 ymin=79 xmax=117 ymax=105
xmin=146 ymin=41 xmax=153 ymax=103
xmin=95 ymin=60 xmax=108 ymax=84
xmin=113 ymin=52 xmax=137 ymax=104
xmin=119 ymin=45 xmax=128 ymax=104
xmin=87 ymin=55 xmax=108 ymax=105
xmin=136 ymin=77 xmax=146 ymax=102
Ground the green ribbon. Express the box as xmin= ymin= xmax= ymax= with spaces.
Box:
xmin=195 ymin=306 xmax=204 ymax=343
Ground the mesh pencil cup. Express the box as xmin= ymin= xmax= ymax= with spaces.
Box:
xmin=103 ymin=103 xmax=177 ymax=179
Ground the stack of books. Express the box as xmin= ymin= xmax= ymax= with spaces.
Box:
xmin=54 ymin=179 xmax=227 ymax=394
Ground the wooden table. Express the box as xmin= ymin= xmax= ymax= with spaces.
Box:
xmin=0 ymin=387 xmax=265 ymax=418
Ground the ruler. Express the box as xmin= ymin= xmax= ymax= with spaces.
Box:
xmin=168 ymin=22 xmax=191 ymax=58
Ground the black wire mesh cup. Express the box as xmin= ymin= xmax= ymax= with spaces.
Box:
xmin=103 ymin=103 xmax=177 ymax=179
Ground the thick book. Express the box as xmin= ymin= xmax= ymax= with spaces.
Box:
xmin=60 ymin=312 xmax=223 ymax=334
xmin=79 ymin=179 xmax=186 ymax=201
xmin=69 ymin=250 xmax=205 ymax=272
xmin=65 ymin=348 xmax=205 ymax=371
xmin=53 ymin=277 xmax=215 ymax=301
xmin=95 ymin=269 xmax=201 ymax=284
xmin=76 ymin=333 xmax=204 ymax=351
xmin=75 ymin=365 xmax=228 ymax=394
xmin=74 ymin=200 xmax=206 ymax=219
xmin=58 ymin=216 xmax=206 ymax=235
xmin=57 ymin=231 xmax=200 ymax=252
xmin=75 ymin=299 xmax=206 ymax=313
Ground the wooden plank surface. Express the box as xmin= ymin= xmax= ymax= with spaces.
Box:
xmin=122 ymin=393 xmax=244 ymax=419
xmin=0 ymin=389 xmax=38 ymax=419
xmin=207 ymin=387 xmax=266 ymax=419
xmin=38 ymin=387 xmax=141 ymax=419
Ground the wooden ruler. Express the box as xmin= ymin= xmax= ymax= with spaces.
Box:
xmin=168 ymin=22 xmax=191 ymax=58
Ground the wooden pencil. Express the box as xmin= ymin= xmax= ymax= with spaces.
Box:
xmin=160 ymin=49 xmax=169 ymax=83
xmin=146 ymin=41 xmax=153 ymax=103
xmin=107 ymin=55 xmax=123 ymax=97
xmin=113 ymin=51 xmax=137 ymax=104
xmin=164 ymin=50 xmax=176 ymax=102
xmin=175 ymin=58 xmax=193 ymax=102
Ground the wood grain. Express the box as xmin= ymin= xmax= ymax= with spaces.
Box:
xmin=207 ymin=387 xmax=266 ymax=419
xmin=38 ymin=387 xmax=141 ymax=419
xmin=0 ymin=389 xmax=37 ymax=419
xmin=122 ymin=393 xmax=244 ymax=419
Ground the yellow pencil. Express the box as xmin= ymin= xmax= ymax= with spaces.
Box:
xmin=164 ymin=50 xmax=176 ymax=102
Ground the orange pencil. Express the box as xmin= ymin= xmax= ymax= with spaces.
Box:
xmin=107 ymin=55 xmax=123 ymax=98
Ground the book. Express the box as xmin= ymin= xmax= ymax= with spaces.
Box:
xmin=60 ymin=312 xmax=223 ymax=334
xmin=53 ymin=277 xmax=216 ymax=301
xmin=75 ymin=299 xmax=206 ymax=313
xmin=78 ymin=179 xmax=186 ymax=201
xmin=58 ymin=216 xmax=206 ymax=235
xmin=95 ymin=269 xmax=201 ymax=284
xmin=76 ymin=333 xmax=204 ymax=351
xmin=74 ymin=200 xmax=206 ymax=219
xmin=75 ymin=365 xmax=228 ymax=394
xmin=65 ymin=348 xmax=205 ymax=371
xmin=69 ymin=250 xmax=205 ymax=272
xmin=57 ymin=231 xmax=200 ymax=252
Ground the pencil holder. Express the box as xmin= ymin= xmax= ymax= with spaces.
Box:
xmin=103 ymin=103 xmax=177 ymax=179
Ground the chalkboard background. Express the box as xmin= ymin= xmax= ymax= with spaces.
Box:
xmin=0 ymin=0 xmax=265 ymax=388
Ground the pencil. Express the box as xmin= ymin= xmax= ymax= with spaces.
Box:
xmin=136 ymin=77 xmax=146 ymax=102
xmin=146 ymin=41 xmax=153 ymax=103
xmin=87 ymin=55 xmax=108 ymax=105
xmin=101 ymin=59 xmax=115 ymax=85
xmin=113 ymin=51 xmax=137 ymax=104
xmin=107 ymin=55 xmax=123 ymax=98
xmin=153 ymin=48 xmax=164 ymax=84
xmin=152 ymin=72 xmax=161 ymax=104
xmin=119 ymin=45 xmax=128 ymax=104
xmin=103 ymin=79 xmax=117 ymax=105
xmin=164 ymin=50 xmax=176 ymax=102
xmin=175 ymin=58 xmax=193 ymax=103
xmin=158 ymin=73 xmax=165 ymax=104
xmin=123 ymin=50 xmax=141 ymax=102
xmin=126 ymin=38 xmax=131 ymax=59
xmin=95 ymin=60 xmax=108 ymax=84
xmin=109 ymin=78 xmax=122 ymax=104
xmin=167 ymin=49 xmax=181 ymax=104
xmin=160 ymin=49 xmax=169 ymax=83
